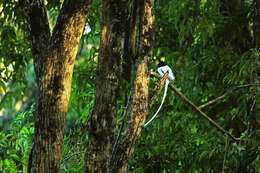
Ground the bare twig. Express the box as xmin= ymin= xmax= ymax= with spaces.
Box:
xmin=151 ymin=72 xmax=240 ymax=141
xmin=222 ymin=135 xmax=229 ymax=173
xmin=199 ymin=83 xmax=260 ymax=109
xmin=199 ymin=92 xmax=229 ymax=109
xmin=61 ymin=151 xmax=85 ymax=163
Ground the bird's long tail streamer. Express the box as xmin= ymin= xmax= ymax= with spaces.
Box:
xmin=144 ymin=80 xmax=169 ymax=127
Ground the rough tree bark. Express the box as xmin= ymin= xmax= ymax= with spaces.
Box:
xmin=111 ymin=0 xmax=155 ymax=172
xmin=20 ymin=0 xmax=92 ymax=172
xmin=85 ymin=0 xmax=129 ymax=172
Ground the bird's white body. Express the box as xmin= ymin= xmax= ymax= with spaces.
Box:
xmin=144 ymin=64 xmax=175 ymax=127
xmin=157 ymin=65 xmax=175 ymax=83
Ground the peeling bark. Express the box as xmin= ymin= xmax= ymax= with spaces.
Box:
xmin=20 ymin=0 xmax=93 ymax=172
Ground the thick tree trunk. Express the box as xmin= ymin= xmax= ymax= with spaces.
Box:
xmin=111 ymin=0 xmax=155 ymax=172
xmin=85 ymin=0 xmax=128 ymax=172
xmin=21 ymin=0 xmax=92 ymax=172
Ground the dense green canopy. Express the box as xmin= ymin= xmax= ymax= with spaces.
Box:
xmin=0 ymin=0 xmax=259 ymax=172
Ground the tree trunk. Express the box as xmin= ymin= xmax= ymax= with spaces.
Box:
xmin=122 ymin=0 xmax=138 ymax=82
xmin=20 ymin=0 xmax=92 ymax=172
xmin=85 ymin=0 xmax=128 ymax=172
xmin=111 ymin=0 xmax=155 ymax=172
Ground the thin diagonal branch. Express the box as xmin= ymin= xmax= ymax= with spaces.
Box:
xmin=151 ymin=72 xmax=240 ymax=141
xmin=199 ymin=83 xmax=260 ymax=109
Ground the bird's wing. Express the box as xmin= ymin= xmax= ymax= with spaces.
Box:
xmin=157 ymin=65 xmax=175 ymax=82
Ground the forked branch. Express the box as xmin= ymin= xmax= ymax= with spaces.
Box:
xmin=151 ymin=72 xmax=240 ymax=141
xmin=199 ymin=83 xmax=260 ymax=109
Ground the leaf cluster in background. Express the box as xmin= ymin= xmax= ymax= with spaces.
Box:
xmin=0 ymin=104 xmax=34 ymax=173
xmin=0 ymin=0 xmax=259 ymax=172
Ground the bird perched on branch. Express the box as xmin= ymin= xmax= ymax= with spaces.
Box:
xmin=144 ymin=59 xmax=175 ymax=127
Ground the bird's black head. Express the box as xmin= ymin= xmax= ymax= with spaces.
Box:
xmin=157 ymin=59 xmax=167 ymax=67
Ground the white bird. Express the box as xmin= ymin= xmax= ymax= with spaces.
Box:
xmin=144 ymin=60 xmax=175 ymax=127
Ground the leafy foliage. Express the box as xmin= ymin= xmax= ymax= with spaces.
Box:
xmin=0 ymin=0 xmax=259 ymax=172
xmin=0 ymin=104 xmax=34 ymax=173
xmin=128 ymin=0 xmax=260 ymax=172
xmin=0 ymin=0 xmax=34 ymax=126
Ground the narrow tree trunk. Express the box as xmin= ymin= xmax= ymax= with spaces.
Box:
xmin=111 ymin=0 xmax=155 ymax=172
xmin=122 ymin=0 xmax=138 ymax=82
xmin=85 ymin=0 xmax=128 ymax=172
xmin=21 ymin=0 xmax=92 ymax=172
